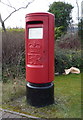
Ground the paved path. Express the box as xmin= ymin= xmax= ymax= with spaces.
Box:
xmin=0 ymin=108 xmax=39 ymax=119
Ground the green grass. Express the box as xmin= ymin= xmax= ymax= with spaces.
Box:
xmin=54 ymin=74 xmax=81 ymax=118
xmin=2 ymin=79 xmax=26 ymax=104
xmin=2 ymin=73 xmax=81 ymax=118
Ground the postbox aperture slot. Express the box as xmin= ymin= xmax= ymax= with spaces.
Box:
xmin=28 ymin=27 xmax=43 ymax=39
xmin=28 ymin=21 xmax=43 ymax=24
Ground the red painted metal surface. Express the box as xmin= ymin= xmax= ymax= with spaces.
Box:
xmin=25 ymin=12 xmax=55 ymax=84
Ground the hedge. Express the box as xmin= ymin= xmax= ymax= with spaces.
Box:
xmin=55 ymin=49 xmax=81 ymax=74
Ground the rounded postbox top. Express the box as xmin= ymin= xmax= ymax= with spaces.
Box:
xmin=25 ymin=12 xmax=54 ymax=18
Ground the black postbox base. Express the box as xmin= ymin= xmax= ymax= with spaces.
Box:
xmin=26 ymin=82 xmax=54 ymax=107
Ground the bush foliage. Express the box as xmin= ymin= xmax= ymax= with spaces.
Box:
xmin=55 ymin=49 xmax=81 ymax=74
xmin=55 ymin=26 xmax=64 ymax=39
xmin=2 ymin=30 xmax=25 ymax=82
xmin=2 ymin=29 xmax=81 ymax=82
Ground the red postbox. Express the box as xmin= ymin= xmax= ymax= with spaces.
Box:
xmin=25 ymin=12 xmax=55 ymax=107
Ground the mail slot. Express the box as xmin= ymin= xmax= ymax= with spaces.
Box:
xmin=25 ymin=12 xmax=55 ymax=107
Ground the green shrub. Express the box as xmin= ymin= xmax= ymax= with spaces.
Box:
xmin=55 ymin=49 xmax=81 ymax=74
xmin=2 ymin=29 xmax=82 ymax=82
xmin=2 ymin=30 xmax=25 ymax=83
xmin=55 ymin=26 xmax=64 ymax=39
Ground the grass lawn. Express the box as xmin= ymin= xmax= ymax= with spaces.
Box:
xmin=2 ymin=73 xmax=81 ymax=118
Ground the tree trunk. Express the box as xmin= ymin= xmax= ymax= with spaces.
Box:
xmin=2 ymin=21 xmax=6 ymax=32
xmin=0 ymin=14 xmax=6 ymax=32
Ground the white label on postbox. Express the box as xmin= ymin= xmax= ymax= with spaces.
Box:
xmin=28 ymin=28 xmax=43 ymax=39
